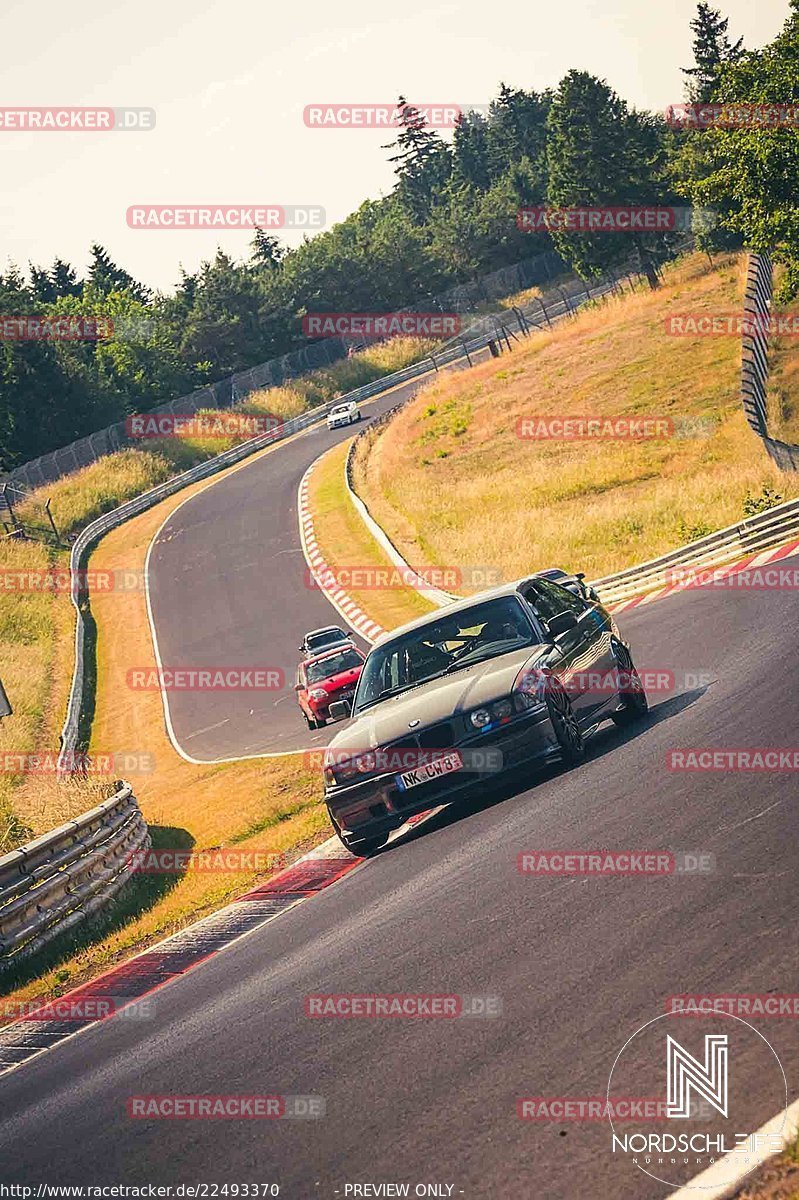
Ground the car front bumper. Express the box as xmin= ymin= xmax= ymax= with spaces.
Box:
xmin=325 ymin=706 xmax=559 ymax=838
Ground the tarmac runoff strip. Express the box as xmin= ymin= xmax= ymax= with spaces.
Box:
xmin=0 ymin=838 xmax=360 ymax=1077
xmin=0 ymin=812 xmax=442 ymax=1080
xmin=672 ymin=1096 xmax=799 ymax=1199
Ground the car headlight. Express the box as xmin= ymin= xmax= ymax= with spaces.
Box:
xmin=513 ymin=665 xmax=549 ymax=711
xmin=469 ymin=697 xmax=517 ymax=730
xmin=309 ymin=688 xmax=328 ymax=701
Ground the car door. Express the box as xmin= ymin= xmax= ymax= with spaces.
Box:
xmin=296 ymin=664 xmax=309 ymax=716
xmin=521 ymin=580 xmax=615 ymax=721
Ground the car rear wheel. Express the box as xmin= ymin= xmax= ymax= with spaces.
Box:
xmin=333 ymin=825 xmax=387 ymax=858
xmin=611 ymin=646 xmax=649 ymax=726
xmin=546 ymin=682 xmax=585 ymax=766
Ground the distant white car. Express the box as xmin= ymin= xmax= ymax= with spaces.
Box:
xmin=327 ymin=401 xmax=361 ymax=430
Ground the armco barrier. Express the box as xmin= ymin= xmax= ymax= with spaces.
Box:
xmin=0 ymin=783 xmax=149 ymax=966
xmin=590 ymin=496 xmax=799 ymax=604
xmin=346 ymin=424 xmax=799 ymax=611
xmin=57 ymin=255 xmax=650 ymax=774
xmin=741 ymin=253 xmax=799 ymax=471
xmin=57 ymin=347 xmax=498 ymax=773
xmin=3 ymin=251 xmax=564 ymax=492
xmin=346 ymin=458 xmax=799 ymax=610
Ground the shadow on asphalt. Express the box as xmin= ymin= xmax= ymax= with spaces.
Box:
xmin=380 ymin=686 xmax=711 ymax=856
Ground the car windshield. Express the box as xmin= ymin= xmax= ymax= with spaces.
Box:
xmin=331 ymin=406 xmax=349 ymax=415
xmin=308 ymin=630 xmax=345 ymax=652
xmin=306 ymin=648 xmax=362 ymax=683
xmin=353 ymin=595 xmax=535 ymax=713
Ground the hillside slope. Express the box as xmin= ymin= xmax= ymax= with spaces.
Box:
xmin=353 ymin=253 xmax=796 ymax=584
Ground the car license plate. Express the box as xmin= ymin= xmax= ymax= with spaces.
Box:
xmin=396 ymin=751 xmax=463 ymax=791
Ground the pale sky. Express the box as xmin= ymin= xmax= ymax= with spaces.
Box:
xmin=0 ymin=0 xmax=788 ymax=292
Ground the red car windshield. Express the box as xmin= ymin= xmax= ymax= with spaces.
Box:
xmin=306 ymin=648 xmax=363 ymax=684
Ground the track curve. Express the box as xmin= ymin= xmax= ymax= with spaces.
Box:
xmin=2 ymin=542 xmax=798 ymax=1195
xmin=145 ymin=368 xmax=468 ymax=761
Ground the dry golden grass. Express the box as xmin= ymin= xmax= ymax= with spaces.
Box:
xmin=766 ymin=263 xmax=799 ymax=445
xmin=0 ymin=434 xmax=337 ymax=1006
xmin=0 ymin=538 xmax=101 ymax=851
xmin=16 ymin=337 xmax=437 ymax=540
xmin=354 ymin=253 xmax=798 ymax=585
xmin=307 ymin=441 xmax=434 ymax=633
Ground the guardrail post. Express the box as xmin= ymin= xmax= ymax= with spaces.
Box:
xmin=44 ymin=499 xmax=61 ymax=546
xmin=461 ymin=340 xmax=473 ymax=367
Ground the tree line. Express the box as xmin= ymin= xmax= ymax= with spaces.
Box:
xmin=2 ymin=0 xmax=797 ymax=470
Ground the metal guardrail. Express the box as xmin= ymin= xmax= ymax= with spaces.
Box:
xmin=57 ymin=346 xmax=510 ymax=771
xmin=741 ymin=253 xmax=799 ymax=471
xmin=590 ymin=497 xmax=799 ymax=604
xmin=3 ymin=252 xmax=565 ymax=492
xmin=57 ymin=246 xmax=687 ymax=770
xmin=0 ymin=782 xmax=149 ymax=966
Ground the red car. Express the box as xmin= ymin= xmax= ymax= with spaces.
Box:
xmin=295 ymin=644 xmax=365 ymax=729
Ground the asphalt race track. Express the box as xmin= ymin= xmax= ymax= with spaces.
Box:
xmin=1 ymin=426 xmax=798 ymax=1195
xmin=144 ymin=364 xmax=475 ymax=761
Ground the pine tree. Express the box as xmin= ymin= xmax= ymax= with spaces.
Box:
xmin=88 ymin=244 xmax=150 ymax=302
xmin=682 ymin=4 xmax=744 ymax=102
xmin=383 ymin=96 xmax=451 ymax=221
xmin=50 ymin=258 xmax=81 ymax=298
xmin=452 ymin=111 xmax=491 ymax=190
xmin=486 ymin=84 xmax=551 ymax=184
xmin=546 ymin=71 xmax=674 ymax=285
xmin=29 ymin=264 xmax=56 ymax=304
xmin=250 ymin=228 xmax=284 ymax=269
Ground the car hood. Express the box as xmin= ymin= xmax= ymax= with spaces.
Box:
xmin=328 ymin=644 xmax=550 ymax=751
xmin=316 ymin=666 xmax=361 ymax=692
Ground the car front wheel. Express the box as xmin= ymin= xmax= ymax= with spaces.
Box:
xmin=546 ymin=682 xmax=585 ymax=766
xmin=611 ymin=646 xmax=649 ymax=726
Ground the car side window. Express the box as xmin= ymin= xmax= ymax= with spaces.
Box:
xmin=522 ymin=584 xmax=561 ymax=624
xmin=536 ymin=579 xmax=589 ymax=616
xmin=522 ymin=581 xmax=587 ymax=629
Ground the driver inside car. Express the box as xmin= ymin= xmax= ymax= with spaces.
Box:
xmin=404 ymin=637 xmax=452 ymax=683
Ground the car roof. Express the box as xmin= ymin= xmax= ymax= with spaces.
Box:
xmin=303 ymin=644 xmax=363 ymax=668
xmin=305 ymin=626 xmax=346 ymax=638
xmin=370 ymin=570 xmax=574 ymax=647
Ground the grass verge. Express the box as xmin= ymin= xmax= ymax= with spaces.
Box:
xmin=352 ymin=252 xmax=798 ymax=585
xmin=16 ymin=336 xmax=439 ymax=540
xmin=0 ymin=537 xmax=102 ymax=853
xmin=307 ymin=441 xmax=435 ymax=633
xmin=0 ymin=434 xmax=333 ymax=1007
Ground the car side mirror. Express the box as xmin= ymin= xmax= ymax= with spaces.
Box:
xmin=546 ymin=611 xmax=579 ymax=639
xmin=329 ymin=699 xmax=352 ymax=721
